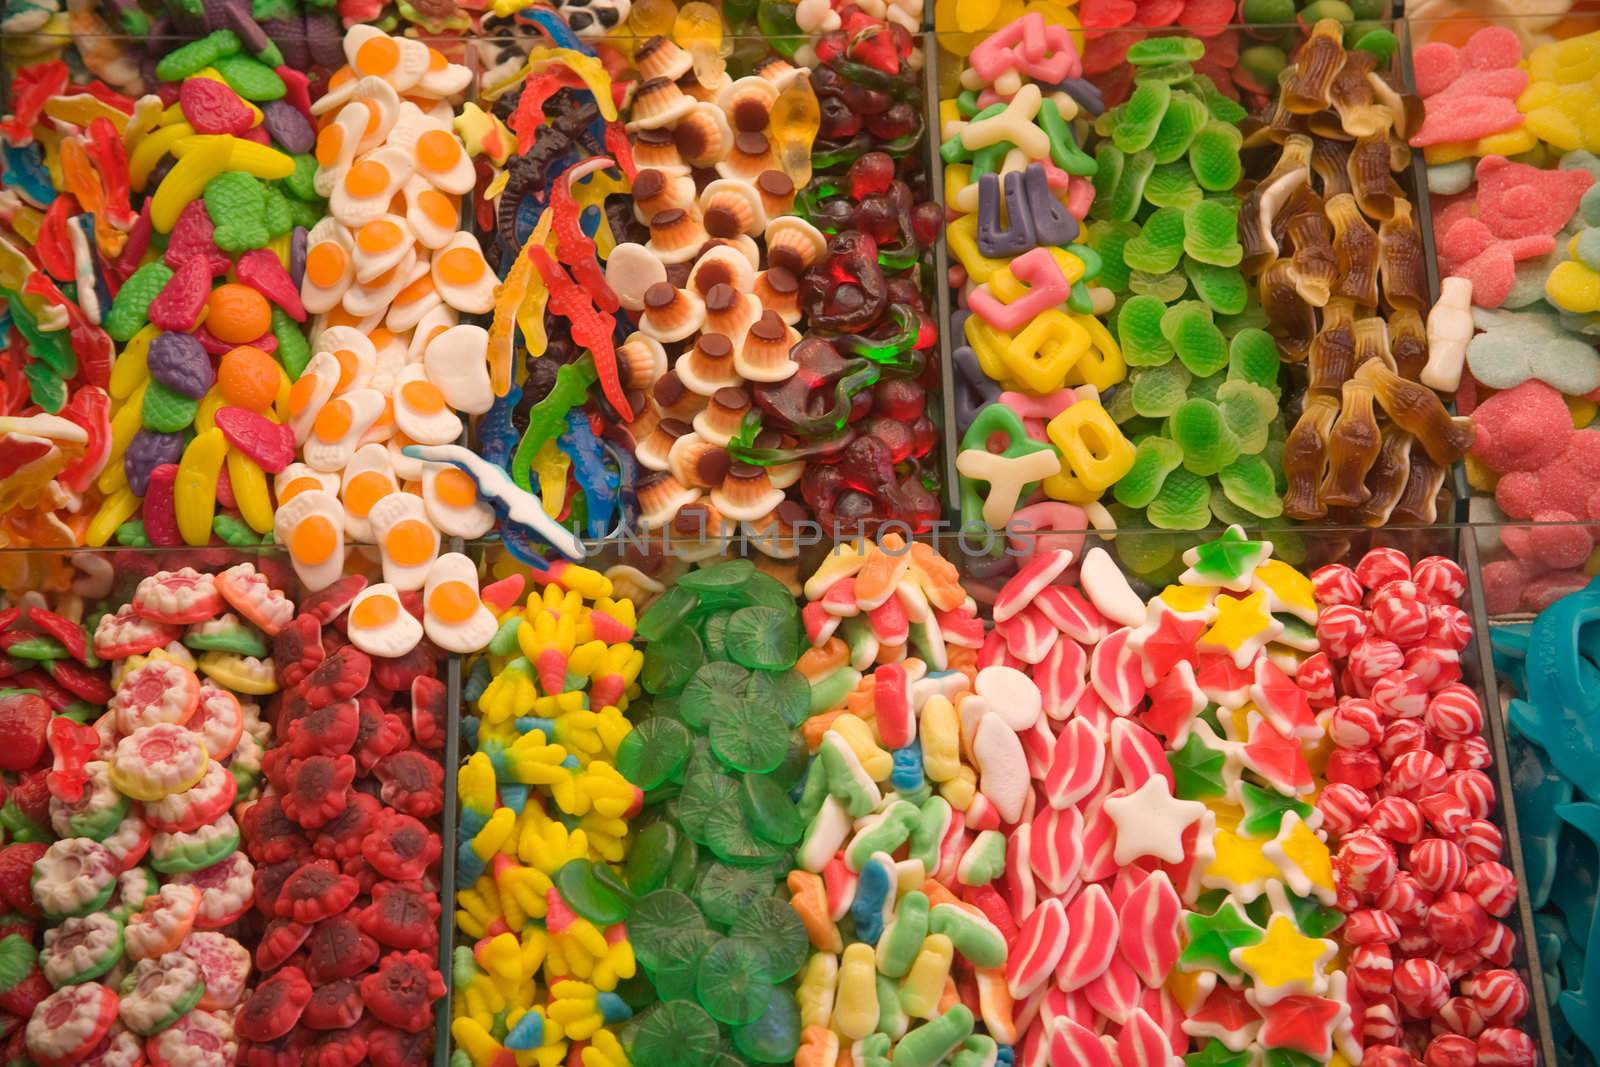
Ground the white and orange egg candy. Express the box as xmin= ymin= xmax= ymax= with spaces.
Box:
xmin=273 ymin=489 xmax=347 ymax=591
xmin=367 ymin=327 xmax=411 ymax=394
xmin=387 ymin=267 xmax=443 ymax=334
xmin=301 ymin=220 xmax=355 ymax=315
xmin=341 ymin=443 xmax=399 ymax=541
xmin=369 ymin=492 xmax=439 ymax=590
xmin=407 ymin=305 xmax=458 ymax=361
xmin=312 ymin=326 xmax=377 ymax=395
xmin=345 ymin=25 xmax=430 ymax=95
xmin=287 ymin=351 xmax=340 ymax=445
xmin=330 ymin=145 xmax=414 ymax=228
xmin=430 ymin=233 xmax=495 ymax=314
xmin=392 ymin=364 xmax=463 ymax=446
xmin=351 ymin=214 xmax=414 ymax=284
xmin=341 ymin=246 xmax=419 ymax=319
xmin=422 ymin=552 xmax=497 ymax=653
xmin=422 ymin=324 xmax=493 ymax=415
xmin=274 ymin=464 xmax=339 ymax=506
xmin=345 ymin=582 xmax=424 ymax=657
xmin=415 ymin=44 xmax=471 ymax=98
xmin=303 ymin=388 xmax=387 ymax=472
xmin=387 ymin=105 xmax=475 ymax=196
xmin=421 ymin=463 xmax=494 ymax=539
xmin=402 ymin=175 xmax=460 ymax=250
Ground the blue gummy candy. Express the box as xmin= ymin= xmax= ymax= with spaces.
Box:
xmin=890 ymin=741 xmax=924 ymax=793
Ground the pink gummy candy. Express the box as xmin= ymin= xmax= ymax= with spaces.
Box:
xmin=1470 ymin=380 xmax=1574 ymax=473
xmin=1449 ymin=245 xmax=1518 ymax=309
xmin=1435 ymin=67 xmax=1530 ymax=103
xmin=1525 ymin=570 xmax=1592 ymax=611
xmin=1476 ymin=155 xmax=1594 ymax=240
xmin=1409 ymin=96 xmax=1525 ymax=147
xmin=1480 ymin=558 xmax=1532 ymax=614
xmin=1495 ymin=429 xmax=1600 ymax=518
xmin=1462 ymin=25 xmax=1523 ymax=70
xmin=1413 ymin=42 xmax=1463 ymax=98
xmin=1524 ymin=515 xmax=1593 ymax=569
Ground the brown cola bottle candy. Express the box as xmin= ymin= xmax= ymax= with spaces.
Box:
xmin=1312 ymin=139 xmax=1353 ymax=198
xmin=1260 ymin=259 xmax=1317 ymax=362
xmin=1307 ymin=297 xmax=1356 ymax=398
xmin=1285 ymin=19 xmax=1349 ymax=115
xmin=1391 ymin=440 xmax=1446 ymax=524
xmin=1283 ymin=393 xmax=1340 ymax=519
xmin=1354 ymin=359 xmax=1476 ymax=465
xmin=1320 ymin=377 xmax=1382 ymax=508
xmin=1347 ymin=131 xmax=1405 ymax=222
xmin=1240 ymin=134 xmax=1312 ymax=274
xmin=1352 ymin=316 xmax=1396 ymax=373
xmin=1327 ymin=50 xmax=1393 ymax=139
xmin=1353 ymin=423 xmax=1414 ymax=527
xmin=1388 ymin=307 xmax=1427 ymax=382
xmin=1286 ymin=204 xmax=1337 ymax=307
xmin=1328 ymin=192 xmax=1380 ymax=307
xmin=1380 ymin=199 xmax=1427 ymax=313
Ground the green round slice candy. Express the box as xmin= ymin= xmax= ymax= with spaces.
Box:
xmin=729 ymin=897 xmax=809 ymax=981
xmin=724 ymin=607 xmax=799 ymax=671
xmin=628 ymin=889 xmax=706 ymax=972
xmin=629 ymin=998 xmax=722 ymax=1066
xmin=732 ymin=983 xmax=802 ymax=1064
xmin=695 ymin=937 xmax=772 ymax=1025
xmin=617 ymin=718 xmax=693 ymax=790
xmin=637 ymin=586 xmax=696 ymax=642
xmin=679 ymin=661 xmax=751 ymax=732
xmin=679 ymin=559 xmax=756 ymax=593
xmin=676 ymin=772 xmax=741 ymax=845
xmin=701 ymin=612 xmax=731 ymax=660
xmin=743 ymin=668 xmax=809 ymax=727
xmin=738 ymin=572 xmax=797 ymax=613
xmin=642 ymin=625 xmax=704 ymax=696
xmin=702 ymin=802 xmax=787 ymax=866
xmin=740 ymin=774 xmax=804 ymax=848
xmin=694 ymin=862 xmax=779 ymax=927
xmin=648 ymin=927 xmax=721 ymax=1004
xmin=709 ymin=701 xmax=789 ymax=774
xmin=625 ymin=821 xmax=683 ymax=895
xmin=553 ymin=860 xmax=634 ymax=926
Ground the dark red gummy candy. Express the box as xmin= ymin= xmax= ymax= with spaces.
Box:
xmin=254 ymin=858 xmax=300 ymax=920
xmin=298 ymin=575 xmax=366 ymax=625
xmin=359 ymin=880 xmax=440 ymax=952
xmin=287 ymin=699 xmax=359 ymax=759
xmin=304 ymin=915 xmax=379 ymax=984
xmin=239 ymin=1024 xmax=313 ymax=1067
xmin=303 ymin=979 xmax=364 ymax=1031
xmin=366 ymin=1026 xmax=432 ymax=1067
xmin=273 ymin=615 xmax=325 ymax=690
xmin=276 ymin=859 xmax=359 ymax=923
xmin=360 ymin=952 xmax=446 ymax=1033
xmin=371 ymin=641 xmax=437 ymax=692
xmin=254 ymin=919 xmax=312 ymax=973
xmin=362 ymin=809 xmax=441 ymax=882
xmin=352 ymin=701 xmax=410 ymax=774
xmin=340 ymin=853 xmax=381 ymax=896
xmin=235 ymin=966 xmax=313 ymax=1042
xmin=410 ymin=676 xmax=446 ymax=751
xmin=374 ymin=750 xmax=443 ymax=819
xmin=280 ymin=754 xmax=356 ymax=830
xmin=242 ymin=795 xmax=311 ymax=865
xmin=312 ymin=791 xmax=380 ymax=862
xmin=306 ymin=1026 xmax=368 ymax=1067
xmin=302 ymin=647 xmax=371 ymax=707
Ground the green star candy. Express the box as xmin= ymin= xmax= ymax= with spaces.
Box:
xmin=1238 ymin=781 xmax=1313 ymax=838
xmin=1179 ymin=899 xmax=1263 ymax=979
xmin=1263 ymin=1051 xmax=1323 ymax=1067
xmin=1169 ymin=732 xmax=1228 ymax=800
xmin=1179 ymin=524 xmax=1273 ymax=591
xmin=1187 ymin=1040 xmax=1256 ymax=1067
xmin=1280 ymin=892 xmax=1344 ymax=940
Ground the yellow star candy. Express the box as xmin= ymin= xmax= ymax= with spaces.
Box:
xmin=1159 ymin=584 xmax=1216 ymax=617
xmin=1264 ymin=812 xmax=1337 ymax=905
xmin=1231 ymin=914 xmax=1336 ymax=1005
xmin=1251 ymin=559 xmax=1317 ymax=624
xmin=1199 ymin=590 xmax=1283 ymax=668
xmin=1202 ymin=828 xmax=1280 ymax=903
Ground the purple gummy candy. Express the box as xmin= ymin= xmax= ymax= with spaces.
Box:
xmin=124 ymin=430 xmax=185 ymax=497
xmin=147 ymin=331 xmax=215 ymax=399
xmin=263 ymin=18 xmax=309 ymax=72
xmin=304 ymin=12 xmax=344 ymax=69
xmin=262 ymin=101 xmax=314 ymax=155
xmin=201 ymin=0 xmax=230 ymax=31
xmin=222 ymin=0 xmax=272 ymax=57
xmin=290 ymin=226 xmax=308 ymax=289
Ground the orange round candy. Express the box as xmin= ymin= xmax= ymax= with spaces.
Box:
xmin=206 ymin=285 xmax=272 ymax=345
xmin=217 ymin=347 xmax=281 ymax=412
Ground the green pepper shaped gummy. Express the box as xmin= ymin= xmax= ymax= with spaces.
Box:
xmin=1228 ymin=328 xmax=1283 ymax=396
xmin=1189 ymin=123 xmax=1245 ymax=192
xmin=1113 ymin=82 xmax=1171 ymax=154
xmin=1219 ymin=454 xmax=1284 ymax=518
xmin=211 ymin=54 xmax=286 ymax=100
xmin=1148 ymin=466 xmax=1213 ymax=530
xmin=1162 ymin=302 xmax=1229 ymax=377
xmin=271 ymin=307 xmax=311 ymax=380
xmin=142 ymin=380 xmax=201 ymax=434
xmin=1217 ymin=379 xmax=1279 ymax=455
xmin=1192 ymin=74 xmax=1248 ymax=125
xmin=1127 ymin=36 xmax=1206 ymax=65
xmin=1170 ymin=397 xmax=1243 ymax=477
xmin=1144 ymin=161 xmax=1204 ymax=209
xmin=1183 ymin=198 xmax=1244 ymax=267
xmin=1090 ymin=143 xmax=1124 ymax=213
xmin=213 ymin=513 xmax=262 ymax=546
xmin=1109 ymin=150 xmax=1157 ymax=222
xmin=204 ymin=171 xmax=270 ymax=253
xmin=1184 ymin=256 xmax=1249 ymax=314
xmin=282 ymin=154 xmax=319 ymax=201
xmin=103 ymin=261 xmax=175 ymax=342
xmin=1149 ymin=91 xmax=1209 ymax=165
xmin=1086 ymin=220 xmax=1138 ymax=292
xmin=153 ymin=29 xmax=241 ymax=82
xmin=1129 ymin=269 xmax=1188 ymax=302
xmin=22 ymin=362 xmax=66 ymax=414
xmin=1115 ymin=436 xmax=1185 ymax=509
xmin=1131 ymin=362 xmax=1193 ymax=419
xmin=1118 ymin=294 xmax=1176 ymax=366
xmin=1122 ymin=206 xmax=1187 ymax=275
xmin=115 ymin=520 xmax=151 ymax=547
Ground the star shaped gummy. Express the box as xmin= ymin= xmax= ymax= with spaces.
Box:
xmin=1200 ymin=590 xmax=1284 ymax=669
xmin=1168 ymin=731 xmax=1229 ymax=800
xmin=1241 ymin=713 xmax=1313 ymax=796
xmin=1181 ymin=525 xmax=1274 ymax=592
xmin=1237 ymin=780 xmax=1312 ymax=838
xmin=1186 ymin=1041 xmax=1258 ymax=1067
xmin=1275 ymin=890 xmax=1345 ymax=940
xmin=1254 ymin=989 xmax=1347 ymax=1059
xmin=1136 ymin=603 xmax=1207 ymax=684
xmin=1251 ymin=558 xmax=1317 ymax=624
xmin=1262 ymin=812 xmax=1337 ymax=905
xmin=1202 ymin=828 xmax=1281 ymax=903
xmin=1231 ymin=914 xmax=1337 ymax=1005
xmin=1103 ymin=774 xmax=1207 ymax=865
xmin=1180 ymin=899 xmax=1264 ymax=980
xmin=1183 ymin=984 xmax=1262 ymax=1050
xmin=1145 ymin=661 xmax=1207 ymax=745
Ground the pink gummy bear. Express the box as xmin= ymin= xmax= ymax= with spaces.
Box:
xmin=1474 ymin=155 xmax=1594 ymax=240
xmin=1470 ymin=380 xmax=1574 ymax=473
xmin=1495 ymin=428 xmax=1600 ymax=519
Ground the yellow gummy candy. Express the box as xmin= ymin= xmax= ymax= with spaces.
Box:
xmin=833 ymin=943 xmax=880 ymax=1041
xmin=225 ymin=450 xmax=274 ymax=534
xmin=946 ymin=212 xmax=1011 ymax=285
xmin=899 ymin=934 xmax=955 ymax=1019
xmin=1473 ymin=125 xmax=1538 ymax=158
xmin=85 ymin=487 xmax=140 ymax=547
xmin=798 ymin=952 xmax=839 ymax=1030
xmin=109 ymin=324 xmax=157 ymax=399
xmin=149 ymin=135 xmax=233 ymax=232
xmin=1061 ymin=312 xmax=1126 ymax=392
xmin=1000 ymin=309 xmax=1089 ymax=394
xmin=174 ymin=428 xmax=227 ymax=546
xmin=1042 ymin=396 xmax=1135 ymax=502
xmin=1548 ymin=259 xmax=1600 ymax=313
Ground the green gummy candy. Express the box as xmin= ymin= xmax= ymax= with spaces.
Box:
xmin=731 ymin=984 xmax=801 ymax=1064
xmin=1228 ymin=328 xmax=1282 ymax=396
xmin=1169 ymin=397 xmax=1242 ymax=477
xmin=1038 ymin=99 xmax=1098 ymax=177
xmin=631 ymin=1002 xmax=722 ymax=1067
xmin=724 ymin=606 xmax=799 ymax=670
xmin=154 ymin=29 xmax=241 ymax=82
xmin=23 ymin=362 xmax=66 ymax=414
xmin=1144 ymin=161 xmax=1204 ymax=209
xmin=1106 ymin=384 xmax=1140 ymax=424
xmin=285 ymin=197 xmax=322 ymax=231
xmin=675 ymin=773 xmax=740 ymax=845
xmin=741 ymin=774 xmax=803 ymax=848
xmin=956 ymin=89 xmax=980 ymax=118
xmin=952 ymin=1036 xmax=1001 ymax=1067
xmin=1240 ymin=45 xmax=1289 ymax=90
xmin=630 ymin=890 xmax=705 ymax=971
xmin=878 ymin=891 xmax=930 ymax=978
xmin=1189 ymin=123 xmax=1244 ymax=192
xmin=1091 ymin=143 xmax=1124 ymax=213
xmin=1112 ymin=81 xmax=1171 ymax=154
xmin=1217 ymin=301 xmax=1271 ymax=336
xmin=1118 ymin=294 xmax=1175 ymax=366
xmin=694 ymin=862 xmax=777 ymax=926
xmin=893 ymin=1005 xmax=975 ymax=1067
xmin=103 ymin=261 xmax=174 ymax=343
xmin=1350 ymin=26 xmax=1398 ymax=65
xmin=1129 ymin=269 xmax=1189 ymax=302
xmin=211 ymin=53 xmax=286 ymax=100
xmin=1186 ymin=371 xmax=1222 ymax=404
xmin=1123 ymin=207 xmax=1187 ymax=275
xmin=282 ymin=154 xmax=319 ymax=201
xmin=204 ymin=172 xmax=270 ymax=253
xmin=1114 ymin=436 xmax=1184 ymax=508
xmin=213 ymin=513 xmax=266 ymax=547
xmin=142 ymin=379 xmax=200 ymax=433
xmin=262 ymin=187 xmax=292 ymax=238
xmin=1183 ymin=200 xmax=1243 ymax=268
xmin=1219 ymin=454 xmax=1284 ymax=518
xmin=1216 ymin=379 xmax=1278 ymax=455
xmin=729 ymin=897 xmax=808 ymax=981
xmin=1086 ymin=220 xmax=1138 ymax=293
xmin=1130 ymin=362 xmax=1193 ymax=419
xmin=618 ymin=717 xmax=692 ymax=789
xmin=271 ymin=308 xmax=311 ymax=380
xmin=1183 ymin=257 xmax=1248 ymax=315
xmin=695 ymin=936 xmax=771 ymax=1024
xmin=1240 ymin=0 xmax=1293 ymax=19
xmin=958 ymin=830 xmax=1006 ymax=886
xmin=1147 ymin=466 xmax=1213 ymax=530
xmin=1162 ymin=303 xmax=1229 ymax=377
xmin=1135 ymin=62 xmax=1200 ymax=85
xmin=1126 ymin=36 xmax=1205 ymax=65
xmin=115 ymin=520 xmax=150 ymax=547
xmin=1192 ymin=74 xmax=1248 ymax=125
xmin=1150 ymin=91 xmax=1209 ymax=165
xmin=709 ymin=699 xmax=788 ymax=773
xmin=1110 ymin=150 xmax=1157 ymax=221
